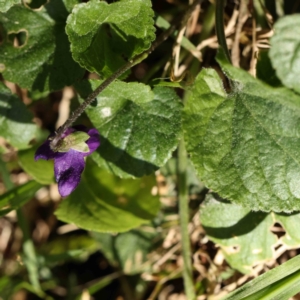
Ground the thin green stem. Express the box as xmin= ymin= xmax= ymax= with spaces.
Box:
xmin=0 ymin=159 xmax=14 ymax=190
xmin=215 ymin=0 xmax=231 ymax=63
xmin=16 ymin=209 xmax=41 ymax=292
xmin=177 ymin=138 xmax=196 ymax=300
xmin=118 ymin=275 xmax=135 ymax=300
xmin=0 ymin=158 xmax=41 ymax=293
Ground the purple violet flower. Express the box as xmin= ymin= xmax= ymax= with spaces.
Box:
xmin=35 ymin=126 xmax=100 ymax=197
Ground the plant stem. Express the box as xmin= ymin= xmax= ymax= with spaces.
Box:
xmin=0 ymin=159 xmax=41 ymax=292
xmin=177 ymin=138 xmax=196 ymax=300
xmin=215 ymin=0 xmax=231 ymax=63
xmin=0 ymin=159 xmax=13 ymax=190
xmin=16 ymin=209 xmax=41 ymax=292
xmin=50 ymin=0 xmax=202 ymax=150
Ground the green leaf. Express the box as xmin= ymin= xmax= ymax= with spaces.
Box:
xmin=0 ymin=277 xmax=42 ymax=299
xmin=92 ymin=226 xmax=159 ymax=274
xmin=66 ymin=0 xmax=155 ymax=78
xmin=183 ymin=59 xmax=300 ymax=212
xmin=0 ymin=0 xmax=20 ymax=12
xmin=38 ymin=235 xmax=98 ymax=264
xmin=18 ymin=144 xmax=54 ymax=185
xmin=200 ymin=194 xmax=277 ymax=274
xmin=76 ymin=80 xmax=182 ymax=178
xmin=274 ymin=212 xmax=300 ymax=248
xmin=269 ymin=15 xmax=300 ymax=93
xmin=0 ymin=82 xmax=37 ymax=149
xmin=223 ymin=255 xmax=300 ymax=300
xmin=55 ymin=159 xmax=160 ymax=232
xmin=151 ymin=80 xmax=186 ymax=89
xmin=0 ymin=1 xmax=84 ymax=93
xmin=0 ymin=181 xmax=42 ymax=216
xmin=256 ymin=51 xmax=281 ymax=87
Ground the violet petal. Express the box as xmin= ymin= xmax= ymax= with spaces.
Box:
xmin=35 ymin=140 xmax=55 ymax=161
xmin=54 ymin=150 xmax=85 ymax=197
xmin=84 ymin=128 xmax=100 ymax=156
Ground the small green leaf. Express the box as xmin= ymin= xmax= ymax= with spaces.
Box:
xmin=38 ymin=235 xmax=98 ymax=264
xmin=55 ymin=159 xmax=160 ymax=232
xmin=76 ymin=80 xmax=182 ymax=178
xmin=269 ymin=15 xmax=300 ymax=93
xmin=200 ymin=194 xmax=277 ymax=274
xmin=57 ymin=131 xmax=90 ymax=153
xmin=0 ymin=181 xmax=42 ymax=217
xmin=0 ymin=277 xmax=40 ymax=299
xmin=0 ymin=1 xmax=84 ymax=92
xmin=0 ymin=82 xmax=37 ymax=149
xmin=66 ymin=0 xmax=155 ymax=78
xmin=19 ymin=144 xmax=54 ymax=184
xmin=92 ymin=226 xmax=159 ymax=274
xmin=184 ymin=59 xmax=300 ymax=212
xmin=0 ymin=0 xmax=20 ymax=12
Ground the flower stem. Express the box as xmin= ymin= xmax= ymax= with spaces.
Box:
xmin=0 ymin=158 xmax=42 ymax=293
xmin=50 ymin=0 xmax=202 ymax=150
xmin=177 ymin=138 xmax=196 ymax=300
xmin=215 ymin=0 xmax=231 ymax=63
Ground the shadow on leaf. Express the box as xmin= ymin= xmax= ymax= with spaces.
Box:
xmin=0 ymin=96 xmax=34 ymax=123
xmin=203 ymin=211 xmax=268 ymax=239
xmin=31 ymin=0 xmax=84 ymax=92
xmin=94 ymin=135 xmax=159 ymax=178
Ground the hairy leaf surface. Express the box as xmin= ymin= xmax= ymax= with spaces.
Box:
xmin=66 ymin=0 xmax=155 ymax=78
xmin=0 ymin=1 xmax=84 ymax=92
xmin=184 ymin=59 xmax=300 ymax=211
xmin=76 ymin=80 xmax=182 ymax=178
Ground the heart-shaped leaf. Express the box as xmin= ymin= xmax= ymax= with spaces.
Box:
xmin=184 ymin=55 xmax=300 ymax=212
xmin=66 ymin=0 xmax=155 ymax=78
xmin=55 ymin=159 xmax=160 ymax=232
xmin=0 ymin=1 xmax=84 ymax=93
xmin=76 ymin=80 xmax=182 ymax=178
